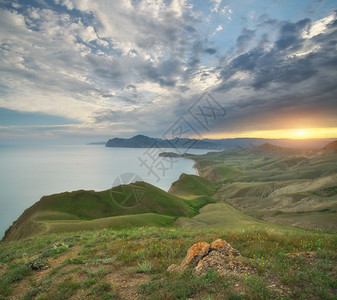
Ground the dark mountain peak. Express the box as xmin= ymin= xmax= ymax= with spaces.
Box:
xmin=106 ymin=135 xmax=155 ymax=148
xmin=131 ymin=135 xmax=152 ymax=140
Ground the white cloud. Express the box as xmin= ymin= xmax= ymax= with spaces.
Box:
xmin=54 ymin=0 xmax=74 ymax=10
xmin=0 ymin=1 xmax=215 ymax=137
xmin=220 ymin=5 xmax=232 ymax=21
xmin=210 ymin=0 xmax=222 ymax=13
xmin=63 ymin=0 xmax=191 ymax=58
xmin=190 ymin=67 xmax=221 ymax=91
xmin=216 ymin=25 xmax=223 ymax=31
xmin=211 ymin=25 xmax=223 ymax=36
xmin=302 ymin=12 xmax=336 ymax=39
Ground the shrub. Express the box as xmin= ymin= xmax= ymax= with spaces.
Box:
xmin=137 ymin=261 xmax=153 ymax=274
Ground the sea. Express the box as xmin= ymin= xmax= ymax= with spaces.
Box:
xmin=0 ymin=144 xmax=211 ymax=238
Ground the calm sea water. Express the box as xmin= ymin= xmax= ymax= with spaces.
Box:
xmin=0 ymin=145 xmax=210 ymax=238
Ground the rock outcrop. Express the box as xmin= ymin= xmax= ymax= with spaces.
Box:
xmin=210 ymin=238 xmax=241 ymax=257
xmin=168 ymin=238 xmax=254 ymax=276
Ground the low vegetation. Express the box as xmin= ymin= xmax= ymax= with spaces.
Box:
xmin=0 ymin=226 xmax=336 ymax=299
xmin=188 ymin=143 xmax=337 ymax=231
xmin=3 ymin=181 xmax=200 ymax=242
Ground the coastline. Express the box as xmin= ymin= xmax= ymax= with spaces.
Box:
xmin=192 ymin=159 xmax=200 ymax=176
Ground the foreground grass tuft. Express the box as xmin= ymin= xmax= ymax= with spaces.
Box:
xmin=137 ymin=261 xmax=153 ymax=274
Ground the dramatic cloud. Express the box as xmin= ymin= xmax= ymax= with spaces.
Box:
xmin=0 ymin=0 xmax=336 ymax=141
xmin=200 ymin=9 xmax=337 ymax=136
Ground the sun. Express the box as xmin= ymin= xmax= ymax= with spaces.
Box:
xmin=294 ymin=129 xmax=308 ymax=138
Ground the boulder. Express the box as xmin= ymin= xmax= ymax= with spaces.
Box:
xmin=194 ymin=250 xmax=227 ymax=276
xmin=168 ymin=239 xmax=248 ymax=276
xmin=180 ymin=241 xmax=210 ymax=269
xmin=210 ymin=238 xmax=241 ymax=257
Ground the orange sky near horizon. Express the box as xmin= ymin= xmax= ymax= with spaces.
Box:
xmin=204 ymin=127 xmax=337 ymax=140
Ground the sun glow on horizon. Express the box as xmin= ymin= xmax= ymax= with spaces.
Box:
xmin=294 ymin=129 xmax=308 ymax=138
xmin=204 ymin=127 xmax=337 ymax=140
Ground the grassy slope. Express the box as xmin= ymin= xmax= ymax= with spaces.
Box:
xmin=2 ymin=182 xmax=195 ymax=242
xmin=175 ymin=202 xmax=269 ymax=229
xmin=168 ymin=173 xmax=219 ymax=214
xmin=190 ymin=146 xmax=337 ymax=231
xmin=40 ymin=213 xmax=176 ymax=234
xmin=0 ymin=225 xmax=336 ymax=299
xmin=169 ymin=173 xmax=218 ymax=197
xmin=37 ymin=182 xmax=194 ymax=219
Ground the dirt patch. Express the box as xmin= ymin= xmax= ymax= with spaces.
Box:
xmin=106 ymin=270 xmax=151 ymax=299
xmin=285 ymin=251 xmax=316 ymax=259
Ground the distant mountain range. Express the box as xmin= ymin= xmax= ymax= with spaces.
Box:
xmin=105 ymin=135 xmax=335 ymax=150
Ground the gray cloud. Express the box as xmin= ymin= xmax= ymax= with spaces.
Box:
xmin=236 ymin=28 xmax=256 ymax=52
xmin=204 ymin=12 xmax=337 ymax=133
xmin=0 ymin=1 xmax=336 ymax=140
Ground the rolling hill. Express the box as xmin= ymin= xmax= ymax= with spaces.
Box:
xmin=189 ymin=140 xmax=337 ymax=231
xmin=2 ymin=181 xmax=195 ymax=242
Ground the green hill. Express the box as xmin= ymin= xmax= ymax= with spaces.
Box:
xmin=169 ymin=173 xmax=218 ymax=197
xmin=2 ymin=182 xmax=195 ymax=242
xmin=168 ymin=173 xmax=220 ymax=213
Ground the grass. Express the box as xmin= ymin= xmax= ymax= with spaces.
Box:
xmin=38 ymin=213 xmax=177 ymax=235
xmin=0 ymin=225 xmax=336 ymax=299
xmin=42 ymin=277 xmax=79 ymax=299
xmin=137 ymin=268 xmax=229 ymax=299
xmin=169 ymin=173 xmax=219 ymax=197
xmin=137 ymin=261 xmax=153 ymax=273
xmin=204 ymin=165 xmax=241 ymax=183
xmin=38 ymin=182 xmax=194 ymax=219
xmin=243 ymin=274 xmax=276 ymax=299
xmin=175 ymin=202 xmax=269 ymax=228
xmin=0 ymin=262 xmax=32 ymax=296
xmin=3 ymin=181 xmax=197 ymax=242
xmin=86 ymin=282 xmax=116 ymax=297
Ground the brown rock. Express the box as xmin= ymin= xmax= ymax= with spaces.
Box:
xmin=167 ymin=241 xmax=210 ymax=272
xmin=167 ymin=264 xmax=182 ymax=272
xmin=193 ymin=250 xmax=254 ymax=277
xmin=194 ymin=251 xmax=227 ymax=276
xmin=181 ymin=241 xmax=210 ymax=268
xmin=226 ymin=260 xmax=254 ymax=275
xmin=210 ymin=239 xmax=241 ymax=257
xmin=167 ymin=239 xmax=246 ymax=276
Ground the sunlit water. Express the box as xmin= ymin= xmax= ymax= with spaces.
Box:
xmin=0 ymin=144 xmax=211 ymax=238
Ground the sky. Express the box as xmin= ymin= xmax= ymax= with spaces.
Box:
xmin=0 ymin=0 xmax=337 ymax=143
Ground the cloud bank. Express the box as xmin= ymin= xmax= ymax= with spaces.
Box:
xmin=0 ymin=0 xmax=336 ymax=141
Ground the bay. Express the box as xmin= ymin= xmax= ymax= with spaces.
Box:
xmin=0 ymin=144 xmax=210 ymax=238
